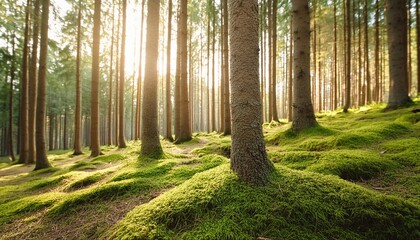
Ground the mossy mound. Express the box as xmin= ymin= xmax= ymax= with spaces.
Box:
xmin=107 ymin=165 xmax=420 ymax=240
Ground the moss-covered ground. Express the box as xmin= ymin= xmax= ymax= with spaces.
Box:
xmin=0 ymin=100 xmax=419 ymax=239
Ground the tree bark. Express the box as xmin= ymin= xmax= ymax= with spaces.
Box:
xmin=271 ymin=0 xmax=279 ymax=121
xmin=343 ymin=0 xmax=351 ymax=112
xmin=165 ymin=0 xmax=174 ymax=141
xmin=385 ymin=0 xmax=413 ymax=109
xmin=292 ymin=0 xmax=318 ymax=132
xmin=416 ymin=0 xmax=420 ymax=95
xmin=35 ymin=0 xmax=52 ymax=170
xmin=287 ymin=16 xmax=293 ymax=122
xmin=229 ymin=0 xmax=273 ymax=185
xmin=141 ymin=0 xmax=162 ymax=155
xmin=90 ymin=0 xmax=102 ymax=157
xmin=73 ymin=0 xmax=83 ymax=155
xmin=118 ymin=0 xmax=127 ymax=148
xmin=222 ymin=0 xmax=231 ymax=135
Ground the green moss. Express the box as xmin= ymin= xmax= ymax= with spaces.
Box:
xmin=108 ymin=165 xmax=420 ymax=240
xmin=0 ymin=193 xmax=61 ymax=224
xmin=192 ymin=138 xmax=231 ymax=158
xmin=306 ymin=150 xmax=400 ymax=180
xmin=66 ymin=173 xmax=105 ymax=191
xmin=69 ymin=161 xmax=97 ymax=171
xmin=27 ymin=175 xmax=67 ymax=191
xmin=380 ymin=138 xmax=420 ymax=166
xmin=92 ymin=154 xmax=126 ymax=163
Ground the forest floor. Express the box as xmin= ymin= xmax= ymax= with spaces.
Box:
xmin=0 ymin=100 xmax=419 ymax=239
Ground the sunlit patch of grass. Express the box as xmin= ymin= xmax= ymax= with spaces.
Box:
xmin=192 ymin=136 xmax=231 ymax=158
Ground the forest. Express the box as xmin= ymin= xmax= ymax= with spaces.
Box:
xmin=0 ymin=0 xmax=419 ymax=239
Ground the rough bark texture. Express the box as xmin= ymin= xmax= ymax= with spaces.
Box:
xmin=118 ymin=0 xmax=127 ymax=148
xmin=28 ymin=0 xmax=40 ymax=163
xmin=135 ymin=0 xmax=145 ymax=141
xmin=271 ymin=0 xmax=279 ymax=122
xmin=34 ymin=0 xmax=51 ymax=170
xmin=18 ymin=0 xmax=30 ymax=164
xmin=90 ymin=0 xmax=102 ymax=157
xmin=385 ymin=0 xmax=413 ymax=109
xmin=288 ymin=16 xmax=293 ymax=122
xmin=416 ymin=0 xmax=420 ymax=95
xmin=343 ymin=0 xmax=351 ymax=112
xmin=291 ymin=0 xmax=318 ymax=132
xmin=165 ymin=0 xmax=174 ymax=142
xmin=73 ymin=0 xmax=83 ymax=155
xmin=229 ymin=0 xmax=273 ymax=185
xmin=141 ymin=0 xmax=162 ymax=155
xmin=364 ymin=0 xmax=371 ymax=104
xmin=222 ymin=0 xmax=231 ymax=135
xmin=175 ymin=0 xmax=192 ymax=143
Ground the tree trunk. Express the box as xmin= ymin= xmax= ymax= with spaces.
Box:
xmin=28 ymin=0 xmax=40 ymax=163
xmin=8 ymin=39 xmax=16 ymax=162
xmin=175 ymin=0 xmax=192 ymax=143
xmin=287 ymin=16 xmax=293 ymax=122
xmin=267 ymin=0 xmax=272 ymax=121
xmin=271 ymin=0 xmax=279 ymax=121
xmin=229 ymin=0 xmax=273 ymax=185
xmin=118 ymin=0 xmax=127 ymax=148
xmin=141 ymin=0 xmax=162 ymax=156
xmin=73 ymin=0 xmax=83 ymax=155
xmin=385 ymin=0 xmax=413 ymax=109
xmin=35 ymin=0 xmax=52 ymax=170
xmin=333 ymin=0 xmax=338 ymax=109
xmin=165 ymin=0 xmax=173 ymax=141
xmin=374 ymin=0 xmax=380 ymax=102
xmin=292 ymin=0 xmax=318 ymax=132
xmin=364 ymin=0 xmax=371 ymax=104
xmin=222 ymin=0 xmax=231 ymax=135
xmin=90 ymin=0 xmax=102 ymax=157
xmin=343 ymin=0 xmax=351 ymax=112
xmin=18 ymin=0 xmax=30 ymax=164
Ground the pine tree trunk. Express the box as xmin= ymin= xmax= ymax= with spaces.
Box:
xmin=271 ymin=0 xmax=279 ymax=121
xmin=28 ymin=0 xmax=40 ymax=163
xmin=222 ymin=0 xmax=231 ymax=135
xmin=343 ymin=0 xmax=351 ymax=112
xmin=416 ymin=0 xmax=420 ymax=95
xmin=333 ymin=0 xmax=338 ymax=109
xmin=118 ymin=0 xmax=127 ymax=148
xmin=35 ymin=0 xmax=51 ymax=170
xmin=73 ymin=0 xmax=83 ymax=155
xmin=114 ymin=4 xmax=121 ymax=146
xmin=287 ymin=16 xmax=293 ymax=122
xmin=175 ymin=0 xmax=192 ymax=143
xmin=374 ymin=0 xmax=380 ymax=102
xmin=135 ymin=0 xmax=145 ymax=141
xmin=385 ymin=0 xmax=413 ymax=109
xmin=90 ymin=0 xmax=102 ymax=157
xmin=364 ymin=0 xmax=371 ymax=104
xmin=165 ymin=0 xmax=173 ymax=141
xmin=8 ymin=40 xmax=16 ymax=162
xmin=141 ymin=0 xmax=162 ymax=156
xmin=18 ymin=0 xmax=30 ymax=164
xmin=292 ymin=0 xmax=318 ymax=132
xmin=229 ymin=0 xmax=273 ymax=185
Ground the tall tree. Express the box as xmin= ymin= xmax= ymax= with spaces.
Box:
xmin=18 ymin=0 xmax=31 ymax=163
xmin=165 ymin=0 xmax=174 ymax=141
xmin=73 ymin=0 xmax=83 ymax=155
xmin=287 ymin=16 xmax=293 ymax=122
xmin=8 ymin=38 xmax=16 ymax=162
xmin=385 ymin=0 xmax=412 ymax=109
xmin=292 ymin=0 xmax=318 ymax=132
xmin=222 ymin=0 xmax=231 ymax=135
xmin=90 ymin=0 xmax=102 ymax=157
xmin=175 ymin=0 xmax=192 ymax=143
xmin=333 ymin=0 xmax=338 ymax=109
xmin=343 ymin=0 xmax=351 ymax=112
xmin=141 ymin=0 xmax=163 ymax=155
xmin=118 ymin=0 xmax=127 ymax=148
xmin=108 ymin=0 xmax=115 ymax=146
xmin=28 ymin=0 xmax=40 ymax=163
xmin=34 ymin=0 xmax=52 ymax=170
xmin=364 ymin=0 xmax=371 ymax=104
xmin=271 ymin=0 xmax=279 ymax=122
xmin=135 ymin=0 xmax=146 ymax=141
xmin=229 ymin=0 xmax=273 ymax=185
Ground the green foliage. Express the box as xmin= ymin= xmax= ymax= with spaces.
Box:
xmin=192 ymin=137 xmax=231 ymax=158
xmin=65 ymin=173 xmax=105 ymax=191
xmin=109 ymin=165 xmax=420 ymax=240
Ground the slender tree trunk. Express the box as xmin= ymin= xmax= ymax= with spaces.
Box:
xmin=90 ymin=0 xmax=102 ymax=157
xmin=107 ymin=1 xmax=115 ymax=146
xmin=135 ymin=0 xmax=145 ymax=141
xmin=364 ymin=0 xmax=371 ymax=104
xmin=165 ymin=0 xmax=174 ymax=141
xmin=114 ymin=4 xmax=121 ymax=146
xmin=229 ymin=0 xmax=273 ymax=185
xmin=18 ymin=0 xmax=30 ymax=163
xmin=407 ymin=0 xmax=412 ymax=95
xmin=73 ymin=0 xmax=83 ymax=155
xmin=28 ymin=0 xmax=40 ymax=163
xmin=35 ymin=0 xmax=52 ymax=169
xmin=385 ymin=0 xmax=413 ymax=109
xmin=287 ymin=16 xmax=293 ymax=122
xmin=118 ymin=0 xmax=127 ymax=148
xmin=271 ymin=0 xmax=279 ymax=121
xmin=343 ymin=0 xmax=351 ymax=112
xmin=207 ymin=4 xmax=211 ymax=133
xmin=222 ymin=0 xmax=231 ymax=135
xmin=292 ymin=0 xmax=318 ymax=132
xmin=141 ymin=0 xmax=162 ymax=155
xmin=8 ymin=39 xmax=16 ymax=162
xmin=211 ymin=1 xmax=216 ymax=132
xmin=175 ymin=5 xmax=181 ymax=138
xmin=312 ymin=2 xmax=317 ymax=112
xmin=374 ymin=0 xmax=380 ymax=102
xmin=63 ymin=109 xmax=67 ymax=149
xmin=175 ymin=0 xmax=192 ymax=143
xmin=267 ymin=0 xmax=272 ymax=121
xmin=333 ymin=0 xmax=338 ymax=109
